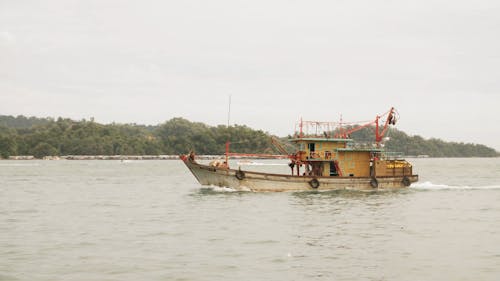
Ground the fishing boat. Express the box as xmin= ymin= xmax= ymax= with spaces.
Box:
xmin=180 ymin=107 xmax=418 ymax=192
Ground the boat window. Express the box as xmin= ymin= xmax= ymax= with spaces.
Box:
xmin=325 ymin=151 xmax=331 ymax=159
xmin=308 ymin=143 xmax=315 ymax=152
xmin=329 ymin=161 xmax=338 ymax=176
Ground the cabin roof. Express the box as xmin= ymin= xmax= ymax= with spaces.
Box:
xmin=289 ymin=138 xmax=353 ymax=143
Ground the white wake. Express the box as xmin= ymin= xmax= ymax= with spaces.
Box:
xmin=411 ymin=181 xmax=500 ymax=190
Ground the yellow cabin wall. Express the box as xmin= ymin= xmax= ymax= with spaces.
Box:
xmin=337 ymin=151 xmax=371 ymax=177
xmin=323 ymin=162 xmax=330 ymax=177
xmin=293 ymin=140 xmax=379 ymax=178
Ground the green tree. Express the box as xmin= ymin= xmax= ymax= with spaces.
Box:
xmin=32 ymin=142 xmax=58 ymax=158
xmin=0 ymin=115 xmax=497 ymax=157
xmin=0 ymin=135 xmax=17 ymax=158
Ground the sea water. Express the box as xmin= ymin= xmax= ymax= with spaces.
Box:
xmin=1 ymin=158 xmax=499 ymax=281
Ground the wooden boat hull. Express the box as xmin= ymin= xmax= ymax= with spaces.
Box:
xmin=181 ymin=156 xmax=418 ymax=192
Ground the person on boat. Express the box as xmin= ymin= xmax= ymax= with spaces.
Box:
xmin=209 ymin=159 xmax=229 ymax=169
xmin=188 ymin=151 xmax=196 ymax=162
xmin=288 ymin=161 xmax=295 ymax=175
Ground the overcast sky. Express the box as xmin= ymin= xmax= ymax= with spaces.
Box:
xmin=1 ymin=0 xmax=499 ymax=150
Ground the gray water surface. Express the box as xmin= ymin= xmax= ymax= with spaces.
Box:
xmin=1 ymin=158 xmax=500 ymax=281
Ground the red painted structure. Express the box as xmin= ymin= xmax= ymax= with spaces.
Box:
xmin=223 ymin=107 xmax=398 ymax=169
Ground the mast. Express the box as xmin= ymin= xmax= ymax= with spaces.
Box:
xmin=299 ymin=117 xmax=303 ymax=138
xmin=227 ymin=94 xmax=232 ymax=128
xmin=225 ymin=141 xmax=230 ymax=166
xmin=339 ymin=113 xmax=343 ymax=138
xmin=226 ymin=95 xmax=232 ymax=167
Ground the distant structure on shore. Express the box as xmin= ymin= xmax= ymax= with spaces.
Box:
xmin=4 ymin=155 xmax=251 ymax=160
xmin=405 ymin=155 xmax=430 ymax=158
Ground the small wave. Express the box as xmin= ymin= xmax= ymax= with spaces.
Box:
xmin=202 ymin=184 xmax=252 ymax=192
xmin=206 ymin=185 xmax=237 ymax=192
xmin=120 ymin=160 xmax=144 ymax=163
xmin=411 ymin=181 xmax=500 ymax=190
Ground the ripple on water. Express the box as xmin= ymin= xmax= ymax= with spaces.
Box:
xmin=1 ymin=159 xmax=500 ymax=281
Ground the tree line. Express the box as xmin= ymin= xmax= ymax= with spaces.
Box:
xmin=349 ymin=126 xmax=498 ymax=157
xmin=0 ymin=116 xmax=273 ymax=158
xmin=0 ymin=115 xmax=497 ymax=158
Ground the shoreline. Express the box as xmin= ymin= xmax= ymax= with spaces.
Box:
xmin=2 ymin=155 xmax=498 ymax=160
xmin=3 ymin=155 xmax=269 ymax=160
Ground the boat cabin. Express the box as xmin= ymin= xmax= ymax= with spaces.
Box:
xmin=289 ymin=137 xmax=412 ymax=178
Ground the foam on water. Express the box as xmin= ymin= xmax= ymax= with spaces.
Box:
xmin=2 ymin=158 xmax=500 ymax=281
xmin=120 ymin=160 xmax=145 ymax=164
xmin=206 ymin=185 xmax=238 ymax=192
xmin=411 ymin=181 xmax=500 ymax=190
xmin=206 ymin=181 xmax=500 ymax=192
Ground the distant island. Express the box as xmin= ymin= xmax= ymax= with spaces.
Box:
xmin=0 ymin=115 xmax=498 ymax=159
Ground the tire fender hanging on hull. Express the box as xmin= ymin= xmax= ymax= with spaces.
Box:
xmin=235 ymin=170 xmax=245 ymax=180
xmin=402 ymin=176 xmax=411 ymax=187
xmin=309 ymin=178 xmax=320 ymax=189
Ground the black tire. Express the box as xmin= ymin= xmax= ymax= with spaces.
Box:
xmin=309 ymin=178 xmax=320 ymax=189
xmin=402 ymin=176 xmax=411 ymax=187
xmin=370 ymin=177 xmax=378 ymax=188
xmin=235 ymin=170 xmax=245 ymax=180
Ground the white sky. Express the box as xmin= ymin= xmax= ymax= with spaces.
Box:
xmin=1 ymin=0 xmax=499 ymax=150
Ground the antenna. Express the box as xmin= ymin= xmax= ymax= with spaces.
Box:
xmin=227 ymin=94 xmax=232 ymax=128
xmin=226 ymin=95 xmax=232 ymax=167
xmin=339 ymin=113 xmax=343 ymax=138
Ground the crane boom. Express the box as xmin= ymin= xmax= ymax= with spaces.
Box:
xmin=331 ymin=107 xmax=397 ymax=145
xmin=376 ymin=107 xmax=396 ymax=144
xmin=271 ymin=136 xmax=289 ymax=155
